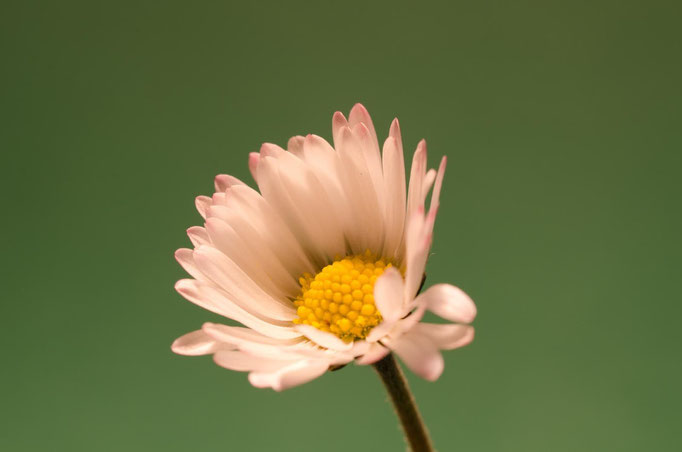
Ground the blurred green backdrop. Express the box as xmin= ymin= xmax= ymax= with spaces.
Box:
xmin=2 ymin=1 xmax=680 ymax=451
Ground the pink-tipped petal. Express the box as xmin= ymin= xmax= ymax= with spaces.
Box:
xmin=417 ymin=284 xmax=477 ymax=324
xmin=287 ymin=135 xmax=305 ymax=157
xmin=195 ymin=196 xmax=212 ymax=219
xmin=248 ymin=152 xmax=260 ymax=183
xmin=214 ymin=174 xmax=246 ymax=192
xmin=348 ymin=103 xmax=379 ymax=152
xmin=186 ymin=226 xmax=210 ymax=247
xmin=331 ymin=111 xmax=348 ymax=148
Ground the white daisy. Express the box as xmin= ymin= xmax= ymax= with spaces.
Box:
xmin=172 ymin=104 xmax=476 ymax=391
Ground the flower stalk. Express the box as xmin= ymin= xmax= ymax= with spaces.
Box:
xmin=373 ymin=353 xmax=434 ymax=452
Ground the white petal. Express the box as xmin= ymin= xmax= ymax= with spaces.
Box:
xmin=171 ymin=330 xmax=224 ymax=356
xmin=214 ymin=350 xmax=297 ymax=372
xmin=416 ymin=284 xmax=477 ymax=324
xmin=248 ymin=359 xmax=330 ymax=391
xmin=202 ymin=322 xmax=302 ymax=347
xmin=294 ymin=324 xmax=353 ymax=352
xmin=205 ymin=211 xmax=300 ymax=296
xmin=227 ymin=185 xmax=315 ymax=276
xmin=174 ymin=279 xmax=300 ymax=340
xmin=381 ymin=129 xmax=406 ymax=260
xmin=388 ymin=331 xmax=444 ymax=381
xmin=374 ymin=267 xmax=405 ymax=323
xmin=415 ymin=323 xmax=475 ymax=350
xmin=273 ymin=152 xmax=346 ymax=259
xmin=204 ymin=216 xmax=295 ymax=298
xmin=336 ymin=125 xmax=384 ymax=253
xmin=193 ymin=246 xmax=296 ymax=320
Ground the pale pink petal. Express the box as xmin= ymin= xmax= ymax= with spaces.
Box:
xmin=193 ymin=246 xmax=296 ymax=320
xmin=336 ymin=125 xmax=384 ymax=252
xmin=174 ymin=279 xmax=300 ymax=340
xmin=353 ymin=122 xmax=385 ymax=219
xmin=248 ymin=359 xmax=330 ymax=391
xmin=174 ymin=248 xmax=205 ymax=281
xmin=355 ymin=342 xmax=390 ymax=365
xmin=226 ymin=185 xmax=315 ymax=276
xmin=381 ymin=131 xmax=406 ymax=260
xmin=388 ymin=331 xmax=444 ymax=381
xmin=415 ymin=323 xmax=475 ymax=350
xmin=256 ymin=156 xmax=327 ymax=267
xmin=204 ymin=216 xmax=294 ymax=298
xmin=214 ymin=350 xmax=298 ymax=373
xmin=374 ymin=267 xmax=405 ymax=323
xmin=416 ymin=284 xmax=477 ymax=324
xmin=422 ymin=169 xmax=436 ymax=200
xmin=205 ymin=212 xmax=300 ymax=296
xmin=294 ymin=324 xmax=354 ymax=352
xmin=406 ymin=140 xmax=427 ymax=220
xmin=273 ymin=152 xmax=347 ymax=259
xmin=202 ymin=322 xmax=302 ymax=347
xmin=171 ymin=330 xmax=225 ymax=356
xmin=403 ymin=209 xmax=430 ymax=300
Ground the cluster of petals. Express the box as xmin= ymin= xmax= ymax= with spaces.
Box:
xmin=172 ymin=104 xmax=477 ymax=391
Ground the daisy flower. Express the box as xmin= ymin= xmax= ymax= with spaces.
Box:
xmin=172 ymin=104 xmax=476 ymax=392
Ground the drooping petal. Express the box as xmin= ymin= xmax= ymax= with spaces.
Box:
xmin=388 ymin=331 xmax=444 ymax=381
xmin=248 ymin=359 xmax=330 ymax=391
xmin=355 ymin=342 xmax=390 ymax=365
xmin=415 ymin=323 xmax=475 ymax=350
xmin=214 ymin=350 xmax=298 ymax=373
xmin=416 ymin=284 xmax=477 ymax=324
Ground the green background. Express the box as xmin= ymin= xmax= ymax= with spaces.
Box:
xmin=2 ymin=1 xmax=680 ymax=451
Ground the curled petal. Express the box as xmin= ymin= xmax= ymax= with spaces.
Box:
xmin=417 ymin=284 xmax=477 ymax=324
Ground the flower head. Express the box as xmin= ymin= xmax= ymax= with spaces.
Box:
xmin=172 ymin=104 xmax=476 ymax=390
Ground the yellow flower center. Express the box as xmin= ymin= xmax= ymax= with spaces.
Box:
xmin=292 ymin=251 xmax=392 ymax=342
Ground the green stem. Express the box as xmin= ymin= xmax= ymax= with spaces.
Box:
xmin=373 ymin=353 xmax=434 ymax=452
